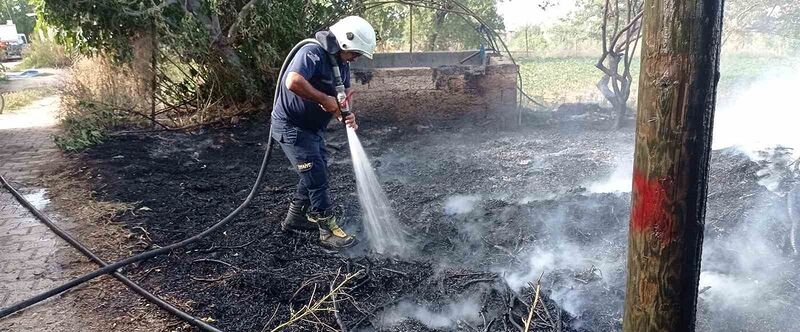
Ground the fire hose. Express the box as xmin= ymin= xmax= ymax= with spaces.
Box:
xmin=0 ymin=174 xmax=222 ymax=332
xmin=0 ymin=38 xmax=335 ymax=325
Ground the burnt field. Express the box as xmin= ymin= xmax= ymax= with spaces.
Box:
xmin=67 ymin=113 xmax=800 ymax=331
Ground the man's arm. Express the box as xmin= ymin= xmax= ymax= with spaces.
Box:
xmin=285 ymin=72 xmax=339 ymax=114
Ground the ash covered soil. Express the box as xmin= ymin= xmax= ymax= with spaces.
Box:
xmin=69 ymin=114 xmax=800 ymax=331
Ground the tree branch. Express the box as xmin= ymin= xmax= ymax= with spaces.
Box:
xmin=609 ymin=10 xmax=643 ymax=50
xmin=226 ymin=0 xmax=261 ymax=41
xmin=122 ymin=0 xmax=178 ymax=16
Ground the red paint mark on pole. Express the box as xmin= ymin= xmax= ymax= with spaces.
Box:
xmin=631 ymin=169 xmax=676 ymax=243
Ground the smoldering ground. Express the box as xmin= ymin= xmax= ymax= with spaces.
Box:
xmin=66 ymin=66 xmax=800 ymax=332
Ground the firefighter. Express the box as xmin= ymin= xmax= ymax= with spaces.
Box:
xmin=270 ymin=16 xmax=376 ymax=250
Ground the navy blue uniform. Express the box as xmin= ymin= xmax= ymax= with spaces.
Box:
xmin=271 ymin=36 xmax=350 ymax=213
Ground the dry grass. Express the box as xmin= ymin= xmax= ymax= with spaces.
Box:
xmin=16 ymin=39 xmax=74 ymax=69
xmin=267 ymin=269 xmax=363 ymax=332
xmin=3 ymin=87 xmax=57 ymax=112
xmin=60 ymin=56 xmax=151 ymax=122
xmin=42 ymin=164 xmax=142 ymax=260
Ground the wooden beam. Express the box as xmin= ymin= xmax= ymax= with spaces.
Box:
xmin=623 ymin=0 xmax=724 ymax=330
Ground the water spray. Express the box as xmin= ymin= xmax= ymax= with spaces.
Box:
xmin=327 ymin=51 xmax=407 ymax=255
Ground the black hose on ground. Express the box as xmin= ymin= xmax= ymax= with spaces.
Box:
xmin=0 ymin=38 xmax=321 ymax=320
xmin=0 ymin=174 xmax=222 ymax=332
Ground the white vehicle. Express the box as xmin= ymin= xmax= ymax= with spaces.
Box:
xmin=0 ymin=20 xmax=28 ymax=60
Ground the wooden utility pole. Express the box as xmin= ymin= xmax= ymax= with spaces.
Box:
xmin=623 ymin=0 xmax=724 ymax=330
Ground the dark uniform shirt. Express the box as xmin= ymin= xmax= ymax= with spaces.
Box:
xmin=272 ymin=40 xmax=351 ymax=130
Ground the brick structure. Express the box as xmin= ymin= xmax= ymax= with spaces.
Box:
xmin=349 ymin=52 xmax=519 ymax=124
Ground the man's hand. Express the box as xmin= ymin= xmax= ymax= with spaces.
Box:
xmin=343 ymin=112 xmax=358 ymax=130
xmin=320 ymin=95 xmax=340 ymax=114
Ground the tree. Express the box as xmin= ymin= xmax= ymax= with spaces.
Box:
xmin=595 ymin=0 xmax=643 ymax=129
xmin=362 ymin=0 xmax=504 ymax=52
xmin=0 ymin=0 xmax=36 ymax=36
xmin=508 ymin=25 xmax=548 ymax=55
xmin=547 ymin=0 xmax=605 ymax=52
xmin=722 ymin=0 xmax=800 ymax=46
xmin=32 ymin=0 xmax=353 ymax=102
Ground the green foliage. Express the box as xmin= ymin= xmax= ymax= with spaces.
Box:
xmin=549 ymin=0 xmax=603 ymax=46
xmin=32 ymin=0 xmax=353 ymax=102
xmin=0 ymin=0 xmax=36 ymax=35
xmin=30 ymin=0 xmax=149 ymax=59
xmin=519 ymin=56 xmax=640 ymax=105
xmin=52 ymin=103 xmax=120 ymax=151
xmin=363 ymin=0 xmax=505 ymax=51
xmin=16 ymin=38 xmax=73 ymax=68
xmin=724 ymin=0 xmax=800 ymax=41
xmin=507 ymin=25 xmax=548 ymax=54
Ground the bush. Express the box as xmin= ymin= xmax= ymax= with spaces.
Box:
xmin=17 ymin=39 xmax=73 ymax=69
xmin=53 ymin=56 xmax=148 ymax=151
xmin=53 ymin=104 xmax=118 ymax=151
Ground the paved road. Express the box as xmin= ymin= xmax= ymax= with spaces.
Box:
xmin=0 ymin=93 xmax=87 ymax=330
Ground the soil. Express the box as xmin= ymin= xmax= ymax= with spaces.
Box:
xmin=63 ymin=110 xmax=800 ymax=331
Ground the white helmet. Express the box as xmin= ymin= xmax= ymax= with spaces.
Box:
xmin=329 ymin=16 xmax=377 ymax=59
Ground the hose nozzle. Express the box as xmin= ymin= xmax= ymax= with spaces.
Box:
xmin=336 ymin=89 xmax=354 ymax=124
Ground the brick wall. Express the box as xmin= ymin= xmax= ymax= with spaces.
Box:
xmin=349 ymin=56 xmax=518 ymax=124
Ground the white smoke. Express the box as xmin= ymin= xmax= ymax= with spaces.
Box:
xmin=697 ymin=189 xmax=800 ymax=330
xmin=22 ymin=189 xmax=50 ymax=210
xmin=588 ymin=157 xmax=633 ymax=193
xmin=378 ymin=297 xmax=482 ymax=329
xmin=443 ymin=195 xmax=482 ymax=215
xmin=500 ymin=203 xmax=628 ymax=320
xmin=713 ymin=67 xmax=800 ymax=159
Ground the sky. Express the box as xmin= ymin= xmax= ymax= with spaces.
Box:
xmin=497 ymin=0 xmax=577 ymax=31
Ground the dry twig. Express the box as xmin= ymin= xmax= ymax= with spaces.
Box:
xmin=271 ymin=269 xmax=363 ymax=332
xmin=522 ymin=282 xmax=541 ymax=332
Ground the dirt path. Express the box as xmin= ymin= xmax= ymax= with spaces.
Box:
xmin=2 ymin=65 xmax=65 ymax=93
xmin=0 ymin=79 xmax=178 ymax=331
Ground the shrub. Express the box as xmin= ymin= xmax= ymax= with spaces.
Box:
xmin=53 ymin=56 xmax=148 ymax=151
xmin=53 ymin=104 xmax=119 ymax=151
xmin=17 ymin=39 xmax=73 ymax=69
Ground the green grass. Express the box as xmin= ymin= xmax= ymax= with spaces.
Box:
xmin=3 ymin=88 xmax=57 ymax=112
xmin=519 ymin=54 xmax=799 ymax=107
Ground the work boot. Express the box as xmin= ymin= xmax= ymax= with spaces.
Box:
xmin=281 ymin=201 xmax=317 ymax=232
xmin=308 ymin=210 xmax=356 ymax=249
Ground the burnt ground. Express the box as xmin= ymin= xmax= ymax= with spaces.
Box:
xmin=62 ymin=112 xmax=800 ymax=331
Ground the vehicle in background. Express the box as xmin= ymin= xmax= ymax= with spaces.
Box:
xmin=0 ymin=20 xmax=28 ymax=61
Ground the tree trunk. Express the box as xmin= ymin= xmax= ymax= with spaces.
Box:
xmin=426 ymin=8 xmax=448 ymax=51
xmin=622 ymin=0 xmax=724 ymax=330
xmin=613 ymin=100 xmax=626 ymax=129
xmin=185 ymin=0 xmax=256 ymax=98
